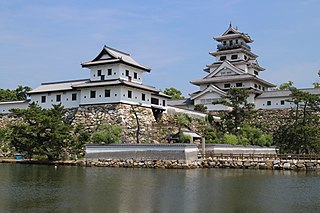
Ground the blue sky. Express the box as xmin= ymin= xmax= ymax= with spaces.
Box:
xmin=0 ymin=0 xmax=319 ymax=96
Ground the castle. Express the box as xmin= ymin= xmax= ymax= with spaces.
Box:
xmin=0 ymin=46 xmax=169 ymax=114
xmin=1 ymin=24 xmax=319 ymax=114
xmin=170 ymin=24 xmax=320 ymax=111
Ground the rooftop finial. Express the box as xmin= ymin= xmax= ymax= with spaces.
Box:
xmin=229 ymin=22 xmax=232 ymax=28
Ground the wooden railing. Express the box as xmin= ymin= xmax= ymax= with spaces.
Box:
xmin=203 ymin=152 xmax=320 ymax=161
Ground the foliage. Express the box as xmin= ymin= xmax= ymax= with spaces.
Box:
xmin=177 ymin=133 xmax=191 ymax=143
xmin=163 ymin=87 xmax=184 ymax=100
xmin=204 ymin=127 xmax=219 ymax=143
xmin=222 ymin=134 xmax=238 ymax=145
xmin=273 ymin=87 xmax=320 ymax=153
xmin=194 ymin=104 xmax=207 ymax=113
xmin=279 ymin=81 xmax=294 ymax=90
xmin=239 ymin=126 xmax=273 ymax=146
xmin=176 ymin=114 xmax=192 ymax=131
xmin=0 ymin=126 xmax=12 ymax=156
xmin=212 ymin=88 xmax=254 ymax=134
xmin=0 ymin=85 xmax=31 ymax=102
xmin=8 ymin=103 xmax=73 ymax=160
xmin=69 ymin=124 xmax=91 ymax=157
xmin=313 ymin=70 xmax=320 ymax=88
xmin=91 ymin=124 xmax=122 ymax=144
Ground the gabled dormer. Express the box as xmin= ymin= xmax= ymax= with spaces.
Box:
xmin=81 ymin=46 xmax=151 ymax=84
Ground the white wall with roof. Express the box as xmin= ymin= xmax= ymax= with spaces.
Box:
xmin=0 ymin=101 xmax=29 ymax=114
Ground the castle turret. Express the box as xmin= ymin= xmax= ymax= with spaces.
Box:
xmin=190 ymin=24 xmax=275 ymax=110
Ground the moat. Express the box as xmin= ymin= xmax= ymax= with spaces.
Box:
xmin=1 ymin=164 xmax=319 ymax=212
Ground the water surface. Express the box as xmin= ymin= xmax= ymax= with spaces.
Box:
xmin=0 ymin=164 xmax=319 ymax=213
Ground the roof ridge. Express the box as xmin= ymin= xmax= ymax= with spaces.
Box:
xmin=104 ymin=45 xmax=130 ymax=56
xmin=41 ymin=79 xmax=89 ymax=85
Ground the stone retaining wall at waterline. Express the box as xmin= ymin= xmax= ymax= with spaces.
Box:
xmin=86 ymin=158 xmax=320 ymax=170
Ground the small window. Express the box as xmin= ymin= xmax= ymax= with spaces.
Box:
xmin=220 ymin=56 xmax=226 ymax=61
xmin=229 ymin=40 xmax=233 ymax=46
xmin=41 ymin=96 xmax=46 ymax=103
xmin=231 ymin=55 xmax=238 ymax=60
xmin=162 ymin=100 xmax=166 ymax=106
xmin=72 ymin=93 xmax=77 ymax=101
xmin=105 ymin=89 xmax=110 ymax=97
xmin=254 ymin=84 xmax=258 ymax=88
xmin=128 ymin=90 xmax=132 ymax=98
xmin=244 ymin=55 xmax=248 ymax=60
xmin=142 ymin=93 xmax=145 ymax=101
xmin=259 ymin=85 xmax=261 ymax=89
xmin=90 ymin=91 xmax=96 ymax=98
xmin=97 ymin=70 xmax=102 ymax=76
xmin=108 ymin=69 xmax=112 ymax=76
xmin=134 ymin=72 xmax=138 ymax=79
xmin=235 ymin=39 xmax=238 ymax=44
xmin=281 ymin=100 xmax=285 ymax=105
xmin=223 ymin=41 xmax=226 ymax=45
xmin=267 ymin=101 xmax=271 ymax=106
xmin=224 ymin=83 xmax=231 ymax=88
xmin=236 ymin=82 xmax=242 ymax=87
xmin=56 ymin=95 xmax=61 ymax=102
xmin=125 ymin=70 xmax=129 ymax=76
xmin=254 ymin=71 xmax=259 ymax=75
xmin=262 ymin=87 xmax=265 ymax=91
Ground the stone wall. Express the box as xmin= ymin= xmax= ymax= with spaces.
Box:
xmin=85 ymin=157 xmax=320 ymax=170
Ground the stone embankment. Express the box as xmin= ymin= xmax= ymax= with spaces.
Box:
xmin=86 ymin=157 xmax=320 ymax=170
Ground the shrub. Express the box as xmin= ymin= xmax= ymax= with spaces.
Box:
xmin=222 ymin=134 xmax=238 ymax=145
xmin=91 ymin=124 xmax=122 ymax=144
xmin=178 ymin=134 xmax=192 ymax=143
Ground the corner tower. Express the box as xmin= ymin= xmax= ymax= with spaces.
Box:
xmin=190 ymin=24 xmax=275 ymax=110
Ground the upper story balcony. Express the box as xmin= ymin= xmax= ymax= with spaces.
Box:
xmin=217 ymin=43 xmax=251 ymax=51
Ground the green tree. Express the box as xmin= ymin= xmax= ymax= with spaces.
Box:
xmin=15 ymin=85 xmax=32 ymax=100
xmin=176 ymin=114 xmax=192 ymax=131
xmin=313 ymin=70 xmax=320 ymax=88
xmin=91 ymin=124 xmax=122 ymax=144
xmin=212 ymin=88 xmax=254 ymax=134
xmin=274 ymin=88 xmax=320 ymax=153
xmin=163 ymin=87 xmax=184 ymax=100
xmin=8 ymin=103 xmax=73 ymax=160
xmin=279 ymin=81 xmax=294 ymax=90
xmin=0 ymin=85 xmax=31 ymax=102
xmin=194 ymin=104 xmax=207 ymax=113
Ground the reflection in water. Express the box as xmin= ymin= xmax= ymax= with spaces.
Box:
xmin=0 ymin=164 xmax=320 ymax=212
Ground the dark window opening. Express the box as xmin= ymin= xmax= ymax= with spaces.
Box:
xmin=162 ymin=100 xmax=166 ymax=106
xmin=224 ymin=83 xmax=231 ymax=88
xmin=72 ymin=93 xmax=77 ymax=101
xmin=235 ymin=39 xmax=238 ymax=44
xmin=254 ymin=71 xmax=259 ymax=75
xmin=259 ymin=85 xmax=261 ymax=89
xmin=254 ymin=84 xmax=258 ymax=88
xmin=231 ymin=54 xmax=238 ymax=60
xmin=220 ymin=56 xmax=226 ymax=61
xmin=101 ymin=75 xmax=105 ymax=81
xmin=281 ymin=100 xmax=285 ymax=105
xmin=108 ymin=69 xmax=112 ymax=76
xmin=142 ymin=93 xmax=146 ymax=101
xmin=105 ymin=89 xmax=110 ymax=97
xmin=128 ymin=90 xmax=132 ymax=99
xmin=229 ymin=40 xmax=233 ymax=46
xmin=151 ymin=98 xmax=159 ymax=105
xmin=223 ymin=41 xmax=226 ymax=45
xmin=125 ymin=70 xmax=130 ymax=76
xmin=236 ymin=82 xmax=243 ymax=87
xmin=56 ymin=95 xmax=61 ymax=102
xmin=267 ymin=101 xmax=271 ymax=106
xmin=41 ymin=96 xmax=46 ymax=103
xmin=97 ymin=70 xmax=102 ymax=76
xmin=134 ymin=72 xmax=138 ymax=79
xmin=90 ymin=91 xmax=96 ymax=98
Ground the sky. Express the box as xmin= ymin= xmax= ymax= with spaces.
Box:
xmin=0 ymin=0 xmax=319 ymax=96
